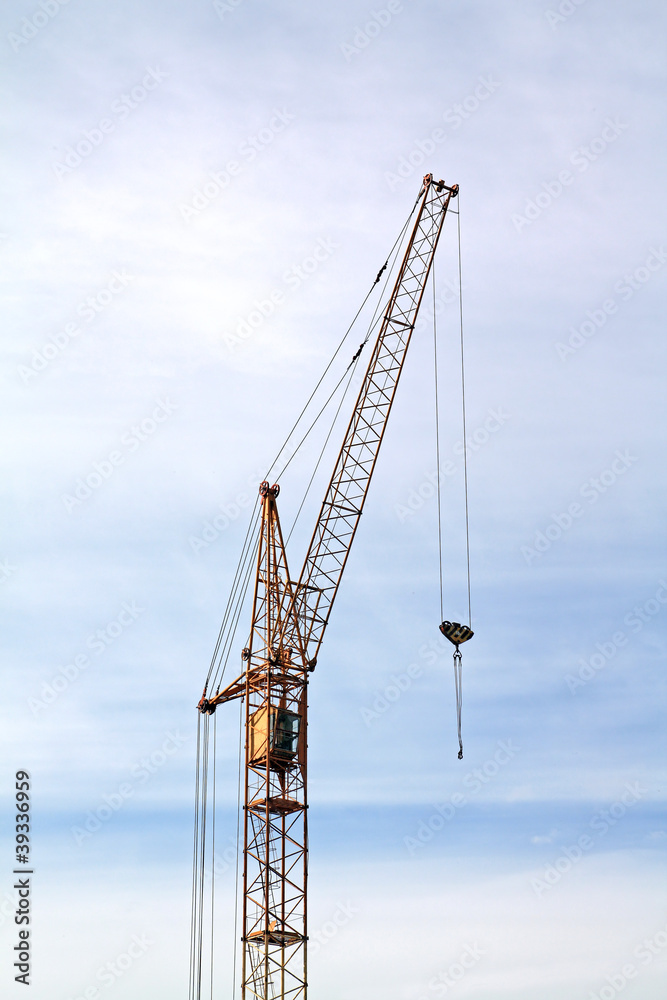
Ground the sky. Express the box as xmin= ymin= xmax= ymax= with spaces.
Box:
xmin=1 ymin=1 xmax=666 ymax=998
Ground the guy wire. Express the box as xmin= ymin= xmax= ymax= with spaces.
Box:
xmin=265 ymin=194 xmax=419 ymax=484
xmin=188 ymin=712 xmax=202 ymax=1000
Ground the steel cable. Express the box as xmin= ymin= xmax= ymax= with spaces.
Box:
xmin=457 ymin=200 xmax=472 ymax=628
xmin=188 ymin=712 xmax=210 ymax=1000
xmin=264 ymin=191 xmax=421 ymax=485
xmin=432 ymin=267 xmax=444 ymax=623
xmin=205 ymin=193 xmax=420 ymax=697
xmin=454 ymin=650 xmax=464 ymax=759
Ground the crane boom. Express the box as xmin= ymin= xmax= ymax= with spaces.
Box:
xmin=293 ymin=175 xmax=458 ymax=667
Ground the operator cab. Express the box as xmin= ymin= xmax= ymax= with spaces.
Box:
xmin=249 ymin=706 xmax=301 ymax=769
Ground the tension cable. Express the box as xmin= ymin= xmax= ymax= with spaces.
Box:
xmin=433 ymin=192 xmax=474 ymax=759
xmin=266 ymin=190 xmax=420 ymax=483
xmin=189 ymin=711 xmax=211 ymax=1000
xmin=457 ymin=200 xmax=472 ymax=628
xmin=432 ymin=268 xmax=444 ymax=624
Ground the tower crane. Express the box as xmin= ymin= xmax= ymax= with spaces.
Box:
xmin=192 ymin=173 xmax=460 ymax=1000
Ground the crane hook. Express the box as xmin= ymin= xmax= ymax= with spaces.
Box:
xmin=439 ymin=621 xmax=473 ymax=760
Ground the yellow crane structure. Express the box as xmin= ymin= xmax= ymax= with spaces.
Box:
xmin=191 ymin=174 xmax=459 ymax=1000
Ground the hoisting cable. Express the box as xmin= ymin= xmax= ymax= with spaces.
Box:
xmin=432 ymin=266 xmax=444 ymax=624
xmin=436 ymin=195 xmax=474 ymax=760
xmin=198 ymin=713 xmax=209 ymax=996
xmin=208 ymin=518 xmax=261 ymax=694
xmin=188 ymin=712 xmax=202 ymax=1000
xmin=204 ymin=501 xmax=260 ymax=691
xmin=231 ymin=698 xmax=243 ymax=1000
xmin=457 ymin=199 xmax=472 ymax=628
xmin=189 ymin=710 xmax=210 ymax=1000
xmin=205 ymin=533 xmax=258 ymax=695
xmin=209 ymin=712 xmax=217 ymax=1000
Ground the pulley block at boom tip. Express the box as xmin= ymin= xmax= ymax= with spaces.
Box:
xmin=423 ymin=175 xmax=459 ymax=198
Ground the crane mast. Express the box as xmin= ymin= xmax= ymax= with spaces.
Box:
xmin=199 ymin=174 xmax=458 ymax=1000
